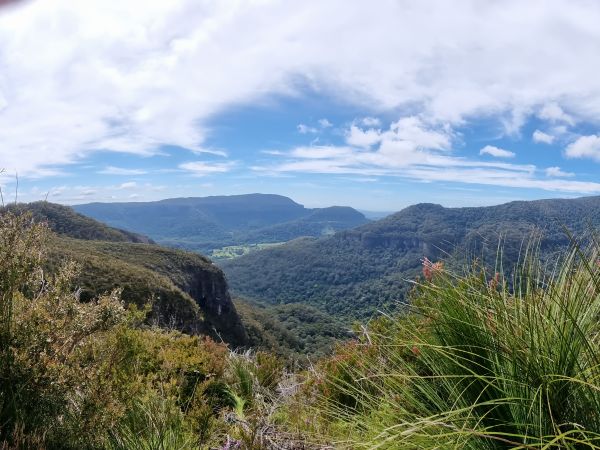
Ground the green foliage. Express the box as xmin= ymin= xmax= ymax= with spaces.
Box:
xmin=223 ymin=196 xmax=600 ymax=320
xmin=302 ymin=239 xmax=600 ymax=449
xmin=234 ymin=299 xmax=352 ymax=360
xmin=4 ymin=201 xmax=248 ymax=346
xmin=0 ymin=212 xmax=129 ymax=447
xmin=3 ymin=202 xmax=152 ymax=243
xmin=0 ymin=211 xmax=294 ymax=449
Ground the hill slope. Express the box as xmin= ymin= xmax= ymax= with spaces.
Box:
xmin=2 ymin=202 xmax=247 ymax=346
xmin=73 ymin=194 xmax=369 ymax=252
xmin=221 ymin=196 xmax=600 ymax=319
xmin=6 ymin=201 xmax=154 ymax=243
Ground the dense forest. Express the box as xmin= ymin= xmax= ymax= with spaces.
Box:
xmin=222 ymin=196 xmax=600 ymax=319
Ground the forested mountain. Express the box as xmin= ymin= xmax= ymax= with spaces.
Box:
xmin=221 ymin=195 xmax=600 ymax=319
xmin=73 ymin=194 xmax=369 ymax=252
xmin=1 ymin=202 xmax=248 ymax=346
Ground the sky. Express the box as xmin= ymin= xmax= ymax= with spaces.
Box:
xmin=1 ymin=0 xmax=600 ymax=212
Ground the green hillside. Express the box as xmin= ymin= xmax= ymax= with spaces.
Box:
xmin=234 ymin=299 xmax=352 ymax=360
xmin=5 ymin=201 xmax=153 ymax=243
xmin=221 ymin=195 xmax=600 ymax=319
xmin=1 ymin=202 xmax=248 ymax=346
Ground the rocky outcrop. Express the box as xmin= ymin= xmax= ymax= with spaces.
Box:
xmin=176 ymin=263 xmax=248 ymax=346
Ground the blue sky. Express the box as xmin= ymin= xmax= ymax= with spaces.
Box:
xmin=1 ymin=0 xmax=600 ymax=211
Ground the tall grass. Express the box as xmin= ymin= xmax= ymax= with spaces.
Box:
xmin=107 ymin=395 xmax=197 ymax=450
xmin=314 ymin=238 xmax=600 ymax=449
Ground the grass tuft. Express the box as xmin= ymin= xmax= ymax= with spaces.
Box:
xmin=311 ymin=238 xmax=600 ymax=449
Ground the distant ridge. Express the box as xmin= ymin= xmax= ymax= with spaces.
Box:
xmin=73 ymin=193 xmax=369 ymax=252
xmin=222 ymin=195 xmax=600 ymax=319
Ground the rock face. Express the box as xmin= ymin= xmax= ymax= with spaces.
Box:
xmin=70 ymin=241 xmax=249 ymax=347
xmin=172 ymin=261 xmax=248 ymax=346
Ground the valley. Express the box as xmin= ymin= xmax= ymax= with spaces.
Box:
xmin=4 ymin=2 xmax=600 ymax=446
xmin=2 ymin=193 xmax=600 ymax=448
xmin=17 ymin=193 xmax=600 ymax=354
xmin=222 ymin=195 xmax=600 ymax=319
xmin=211 ymin=242 xmax=286 ymax=260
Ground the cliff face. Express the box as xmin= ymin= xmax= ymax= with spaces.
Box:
xmin=49 ymin=237 xmax=249 ymax=347
xmin=169 ymin=259 xmax=248 ymax=346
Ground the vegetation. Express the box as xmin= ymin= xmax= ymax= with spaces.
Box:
xmin=2 ymin=200 xmax=600 ymax=449
xmin=73 ymin=194 xmax=368 ymax=253
xmin=235 ymin=300 xmax=352 ymax=361
xmin=3 ymin=201 xmax=153 ymax=243
xmin=1 ymin=202 xmax=248 ymax=346
xmin=293 ymin=237 xmax=600 ymax=448
xmin=47 ymin=236 xmax=248 ymax=345
xmin=223 ymin=196 xmax=600 ymax=320
xmin=0 ymin=210 xmax=313 ymax=449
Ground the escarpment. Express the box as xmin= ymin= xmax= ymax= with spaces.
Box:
xmin=2 ymin=202 xmax=248 ymax=347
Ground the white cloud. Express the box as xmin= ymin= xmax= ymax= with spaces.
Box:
xmin=565 ymin=135 xmax=600 ymax=161
xmin=361 ymin=117 xmax=381 ymax=127
xmin=346 ymin=125 xmax=381 ymax=148
xmin=340 ymin=177 xmax=378 ymax=183
xmin=297 ymin=124 xmax=318 ymax=134
xmin=35 ymin=181 xmax=171 ymax=203
xmin=479 ymin=145 xmax=516 ymax=158
xmin=179 ymin=160 xmax=235 ymax=176
xmin=260 ymin=150 xmax=284 ymax=156
xmin=390 ymin=117 xmax=451 ymax=151
xmin=255 ymin=117 xmax=600 ymax=194
xmin=532 ymin=130 xmax=555 ymax=144
xmin=538 ymin=103 xmax=575 ymax=126
xmin=190 ymin=147 xmax=228 ymax=157
xmin=3 ymin=1 xmax=600 ymax=177
xmin=545 ymin=166 xmax=574 ymax=177
xmin=118 ymin=181 xmax=137 ymax=189
xmin=99 ymin=166 xmax=148 ymax=175
xmin=318 ymin=118 xmax=332 ymax=128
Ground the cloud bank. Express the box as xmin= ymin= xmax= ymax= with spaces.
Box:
xmin=1 ymin=0 xmax=600 ymax=190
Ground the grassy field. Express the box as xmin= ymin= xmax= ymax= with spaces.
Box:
xmin=211 ymin=242 xmax=286 ymax=260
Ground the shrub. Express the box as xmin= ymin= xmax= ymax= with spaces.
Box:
xmin=309 ymin=240 xmax=600 ymax=449
xmin=0 ymin=211 xmax=241 ymax=449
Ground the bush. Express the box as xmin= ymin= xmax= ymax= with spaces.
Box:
xmin=308 ymin=240 xmax=600 ymax=449
xmin=0 ymin=212 xmax=245 ymax=448
xmin=0 ymin=212 xmax=128 ymax=447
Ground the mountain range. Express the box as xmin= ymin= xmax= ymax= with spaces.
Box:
xmin=9 ymin=194 xmax=600 ymax=354
xmin=73 ymin=194 xmax=369 ymax=253
xmin=221 ymin=195 xmax=600 ymax=319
